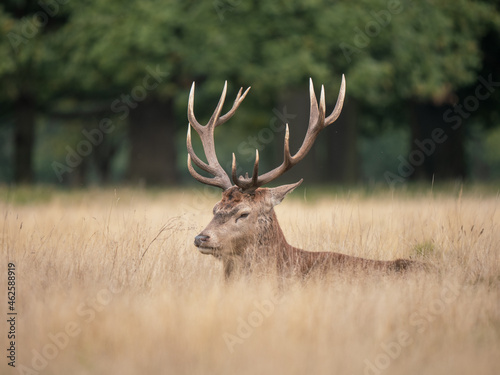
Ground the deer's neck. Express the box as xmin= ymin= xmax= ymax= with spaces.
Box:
xmin=257 ymin=209 xmax=296 ymax=255
xmin=222 ymin=210 xmax=293 ymax=279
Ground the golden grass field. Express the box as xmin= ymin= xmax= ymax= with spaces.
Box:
xmin=1 ymin=185 xmax=499 ymax=375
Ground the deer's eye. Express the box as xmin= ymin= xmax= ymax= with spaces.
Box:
xmin=236 ymin=213 xmax=249 ymax=222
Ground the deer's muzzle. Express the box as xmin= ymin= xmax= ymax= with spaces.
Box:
xmin=194 ymin=234 xmax=220 ymax=255
xmin=194 ymin=234 xmax=210 ymax=247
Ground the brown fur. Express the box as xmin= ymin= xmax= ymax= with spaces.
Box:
xmin=194 ymin=186 xmax=423 ymax=279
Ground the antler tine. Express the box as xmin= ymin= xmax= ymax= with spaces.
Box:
xmin=218 ymin=86 xmax=251 ymax=126
xmin=187 ymin=125 xmax=230 ymax=189
xmin=186 ymin=124 xmax=210 ymax=172
xmin=208 ymin=81 xmax=228 ymax=129
xmin=187 ymin=154 xmax=220 ymax=188
xmin=325 ymin=74 xmax=346 ymax=125
xmin=308 ymin=77 xmax=320 ymax=131
xmin=232 ymin=149 xmax=260 ymax=190
xmin=187 ymin=81 xmax=250 ymax=190
xmin=188 ymin=82 xmax=203 ymax=133
xmin=281 ymin=123 xmax=293 ymax=170
xmin=319 ymin=85 xmax=326 ymax=127
xmin=232 ymin=76 xmax=346 ymax=189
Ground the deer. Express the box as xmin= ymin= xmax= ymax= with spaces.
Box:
xmin=187 ymin=76 xmax=421 ymax=279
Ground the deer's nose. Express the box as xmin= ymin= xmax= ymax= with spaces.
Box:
xmin=194 ymin=234 xmax=210 ymax=247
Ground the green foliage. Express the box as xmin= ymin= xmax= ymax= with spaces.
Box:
xmin=1 ymin=0 xmax=498 ymax=105
xmin=333 ymin=0 xmax=499 ymax=103
xmin=0 ymin=0 xmax=499 ymax=184
xmin=412 ymin=240 xmax=436 ymax=258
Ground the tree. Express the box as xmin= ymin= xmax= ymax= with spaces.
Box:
xmin=2 ymin=0 xmax=499 ymax=186
xmin=51 ymin=0 xmax=182 ymax=185
xmin=196 ymin=0 xmax=500 ymax=184
xmin=56 ymin=0 xmax=339 ymax=185
xmin=329 ymin=0 xmax=500 ymax=183
xmin=0 ymin=0 xmax=70 ymax=183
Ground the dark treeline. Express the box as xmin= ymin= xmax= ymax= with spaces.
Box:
xmin=1 ymin=0 xmax=499 ymax=187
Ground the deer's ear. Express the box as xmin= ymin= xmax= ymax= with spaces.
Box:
xmin=268 ymin=179 xmax=303 ymax=207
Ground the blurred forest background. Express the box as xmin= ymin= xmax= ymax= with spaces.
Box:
xmin=1 ymin=0 xmax=500 ymax=187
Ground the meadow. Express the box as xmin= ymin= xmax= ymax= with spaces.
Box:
xmin=1 ymin=185 xmax=499 ymax=375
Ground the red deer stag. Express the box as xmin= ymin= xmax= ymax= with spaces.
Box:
xmin=187 ymin=77 xmax=419 ymax=279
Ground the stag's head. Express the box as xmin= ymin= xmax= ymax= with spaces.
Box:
xmin=187 ymin=77 xmax=346 ymax=258
xmin=193 ymin=183 xmax=301 ymax=257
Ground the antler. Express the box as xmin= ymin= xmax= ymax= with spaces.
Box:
xmin=187 ymin=81 xmax=251 ymax=190
xmin=232 ymin=75 xmax=346 ymax=190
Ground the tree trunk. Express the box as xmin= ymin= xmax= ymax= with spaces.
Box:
xmin=409 ymin=100 xmax=466 ymax=182
xmin=92 ymin=137 xmax=118 ymax=185
xmin=128 ymin=97 xmax=178 ymax=185
xmin=14 ymin=96 xmax=36 ymax=184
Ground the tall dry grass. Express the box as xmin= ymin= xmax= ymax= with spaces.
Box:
xmin=1 ymin=186 xmax=499 ymax=375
